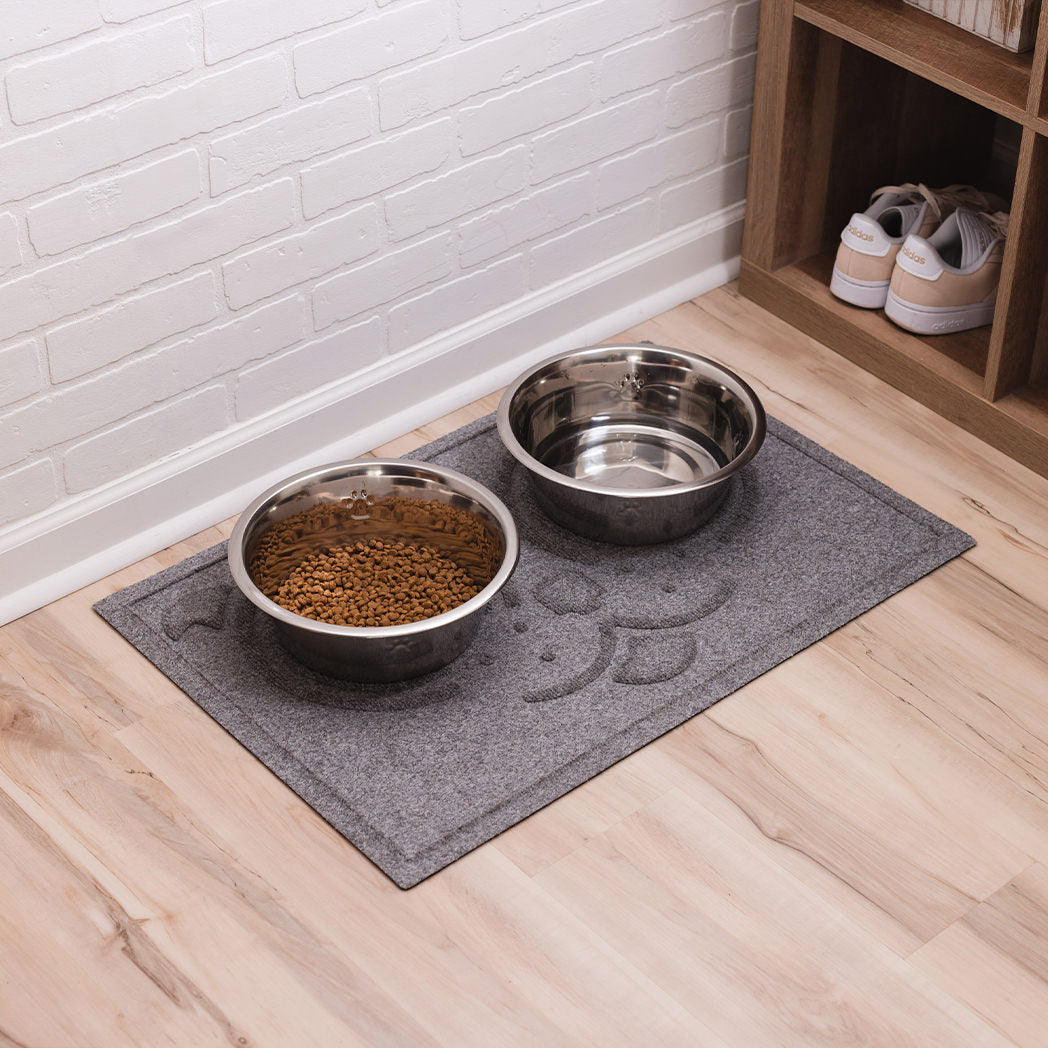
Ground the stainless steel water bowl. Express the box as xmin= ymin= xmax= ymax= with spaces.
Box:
xmin=497 ymin=343 xmax=766 ymax=544
xmin=228 ymin=460 xmax=519 ymax=683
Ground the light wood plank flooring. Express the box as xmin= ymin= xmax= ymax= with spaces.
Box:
xmin=2 ymin=284 xmax=1047 ymax=1047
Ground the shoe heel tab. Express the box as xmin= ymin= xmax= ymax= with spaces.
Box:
xmin=840 ymin=213 xmax=891 ymax=257
xmin=895 ymin=234 xmax=943 ymax=280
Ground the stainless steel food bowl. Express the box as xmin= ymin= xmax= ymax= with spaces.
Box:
xmin=497 ymin=343 xmax=766 ymax=544
xmin=228 ymin=460 xmax=519 ymax=682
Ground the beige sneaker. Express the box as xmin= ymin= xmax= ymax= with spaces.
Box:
xmin=884 ymin=208 xmax=1007 ymax=336
xmin=830 ymin=183 xmax=1003 ymax=309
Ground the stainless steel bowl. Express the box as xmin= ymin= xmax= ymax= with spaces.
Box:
xmin=228 ymin=460 xmax=519 ymax=682
xmin=497 ymin=343 xmax=766 ymax=544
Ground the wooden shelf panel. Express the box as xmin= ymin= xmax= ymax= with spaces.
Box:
xmin=787 ymin=252 xmax=989 ymax=387
xmin=739 ymin=259 xmax=1048 ymax=479
xmin=795 ymin=0 xmax=1033 ymax=123
xmin=998 ymin=381 xmax=1048 ymax=442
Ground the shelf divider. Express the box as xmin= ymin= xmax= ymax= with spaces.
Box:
xmin=741 ymin=0 xmax=801 ymax=271
xmin=985 ymin=130 xmax=1048 ymax=400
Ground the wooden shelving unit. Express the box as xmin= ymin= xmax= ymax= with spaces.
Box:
xmin=739 ymin=0 xmax=1048 ymax=479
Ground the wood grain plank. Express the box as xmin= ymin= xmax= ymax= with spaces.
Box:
xmin=913 ymin=863 xmax=1048 ymax=1047
xmin=535 ymin=788 xmax=1011 ymax=1047
xmin=654 ymin=643 xmax=1035 ymax=952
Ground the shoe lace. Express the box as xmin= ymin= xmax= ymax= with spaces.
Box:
xmin=871 ymin=182 xmax=1003 ymax=222
xmin=982 ymin=210 xmax=1010 ymax=239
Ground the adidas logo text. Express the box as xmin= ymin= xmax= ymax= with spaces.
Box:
xmin=902 ymin=246 xmax=926 ymax=265
xmin=847 ymin=225 xmax=874 ymax=242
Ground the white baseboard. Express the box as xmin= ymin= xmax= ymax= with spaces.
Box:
xmin=0 ymin=205 xmax=744 ymax=625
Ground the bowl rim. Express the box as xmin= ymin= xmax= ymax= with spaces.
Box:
xmin=227 ymin=458 xmax=519 ymax=638
xmin=495 ymin=342 xmax=767 ymax=499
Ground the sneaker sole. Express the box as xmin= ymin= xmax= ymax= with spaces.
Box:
xmin=884 ymin=289 xmax=996 ymax=335
xmin=829 ymin=266 xmax=890 ymax=309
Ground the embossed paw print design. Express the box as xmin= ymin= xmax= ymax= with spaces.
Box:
xmin=484 ymin=550 xmax=734 ymax=703
xmin=617 ymin=371 xmax=644 ymax=400
xmin=347 ymin=487 xmax=375 ymax=520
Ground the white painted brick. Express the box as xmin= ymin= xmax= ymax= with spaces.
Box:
xmin=209 ymin=89 xmax=370 ymax=197
xmin=601 ymin=13 xmax=729 ymax=101
xmin=541 ymin=0 xmax=665 ymax=56
xmin=27 ymin=150 xmax=201 ymax=257
xmin=724 ymin=104 xmax=752 ymax=159
xmin=0 ymin=180 xmax=295 ymax=341
xmin=597 ymin=120 xmax=721 ymax=209
xmin=666 ymin=53 xmax=756 ymax=128
xmin=0 ymin=212 xmax=22 ymax=276
xmin=379 ymin=0 xmax=661 ymax=129
xmin=101 ymin=0 xmax=194 ymax=22
xmin=159 ymin=293 xmax=308 ymax=382
xmin=731 ymin=0 xmax=761 ymax=51
xmin=5 ymin=16 xmax=197 ymax=125
xmin=294 ymin=1 xmax=447 ymax=98
xmin=459 ymin=65 xmax=592 ymax=157
xmin=659 ymin=156 xmax=749 ymax=230
xmin=236 ymin=317 xmax=384 ymax=420
xmin=0 ymin=458 xmax=57 ymax=526
xmin=46 ymin=272 xmax=218 ymax=382
xmin=668 ymin=0 xmax=722 ymax=19
xmin=63 ymin=385 xmax=230 ymax=493
xmin=300 ymin=119 xmax=452 ymax=219
xmin=0 ymin=338 xmax=44 ymax=407
xmin=222 ymin=205 xmax=380 ymax=309
xmin=0 ymin=295 xmax=306 ymax=470
xmin=458 ymin=0 xmax=538 ymax=40
xmin=0 ymin=3 xmax=101 ymax=62
xmin=388 ymin=255 xmax=525 ymax=353
xmin=0 ymin=54 xmax=288 ymax=203
xmin=313 ymin=231 xmax=454 ymax=329
xmin=154 ymin=294 xmax=308 ymax=388
xmin=204 ymin=0 xmax=367 ymax=64
xmin=531 ymin=92 xmax=660 ymax=184
xmin=458 ymin=171 xmax=592 ymax=267
xmin=528 ymin=199 xmax=658 ymax=288
xmin=386 ymin=145 xmax=527 ymax=240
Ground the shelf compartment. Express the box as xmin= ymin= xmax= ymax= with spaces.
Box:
xmin=751 ymin=18 xmax=1007 ymax=273
xmin=795 ymin=0 xmax=1033 ymax=123
xmin=755 ymin=253 xmax=988 ymax=393
xmin=740 ymin=258 xmax=1048 ymax=479
xmin=741 ymin=0 xmax=1048 ymax=480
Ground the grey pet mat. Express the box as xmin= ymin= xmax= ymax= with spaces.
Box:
xmin=95 ymin=415 xmax=974 ymax=888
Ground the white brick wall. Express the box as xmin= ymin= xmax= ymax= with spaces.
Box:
xmin=0 ymin=212 xmax=22 ymax=276
xmin=0 ymin=0 xmax=756 ymax=537
xmin=5 ymin=16 xmax=198 ymax=124
xmin=27 ymin=150 xmax=202 ymax=256
xmin=0 ymin=339 xmax=44 ymax=408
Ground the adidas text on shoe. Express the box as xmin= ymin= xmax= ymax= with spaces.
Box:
xmin=884 ymin=208 xmax=1007 ymax=336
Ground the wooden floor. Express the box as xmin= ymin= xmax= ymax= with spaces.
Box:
xmin=3 ymin=284 xmax=1048 ymax=1047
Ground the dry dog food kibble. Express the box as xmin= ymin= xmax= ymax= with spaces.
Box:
xmin=248 ymin=496 xmax=501 ymax=627
xmin=275 ymin=538 xmax=480 ymax=627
